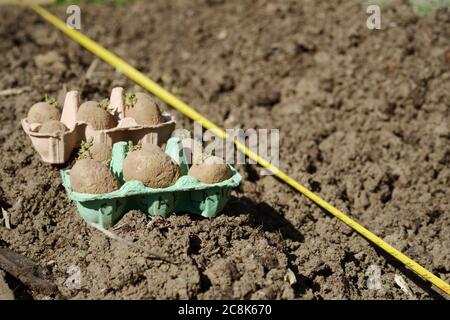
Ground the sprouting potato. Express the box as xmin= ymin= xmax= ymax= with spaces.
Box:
xmin=27 ymin=96 xmax=61 ymax=124
xmin=124 ymin=92 xmax=164 ymax=126
xmin=38 ymin=120 xmax=67 ymax=134
xmin=78 ymin=139 xmax=112 ymax=164
xmin=89 ymin=142 xmax=112 ymax=164
xmin=188 ymin=156 xmax=231 ymax=184
xmin=77 ymin=99 xmax=117 ymax=130
xmin=70 ymin=158 xmax=119 ymax=194
xmin=123 ymin=144 xmax=180 ymax=188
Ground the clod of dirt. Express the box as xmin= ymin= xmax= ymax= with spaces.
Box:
xmin=89 ymin=143 xmax=112 ymax=164
xmin=123 ymin=146 xmax=181 ymax=188
xmin=34 ymin=51 xmax=65 ymax=70
xmin=27 ymin=102 xmax=61 ymax=124
xmin=70 ymin=158 xmax=119 ymax=194
xmin=77 ymin=101 xmax=117 ymax=130
xmin=188 ymin=156 xmax=232 ymax=184
xmin=38 ymin=120 xmax=68 ymax=134
xmin=124 ymin=92 xmax=164 ymax=126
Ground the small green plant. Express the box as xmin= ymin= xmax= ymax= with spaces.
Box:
xmin=44 ymin=94 xmax=59 ymax=109
xmin=127 ymin=140 xmax=142 ymax=152
xmin=77 ymin=138 xmax=111 ymax=165
xmin=77 ymin=138 xmax=94 ymax=160
xmin=98 ymin=98 xmax=113 ymax=112
xmin=124 ymin=92 xmax=137 ymax=109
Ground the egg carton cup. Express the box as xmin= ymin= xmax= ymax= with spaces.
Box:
xmin=21 ymin=87 xmax=176 ymax=164
xmin=60 ymin=137 xmax=242 ymax=228
xmin=21 ymin=91 xmax=84 ymax=164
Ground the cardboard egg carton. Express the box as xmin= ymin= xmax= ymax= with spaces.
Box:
xmin=21 ymin=87 xmax=176 ymax=164
xmin=61 ymin=138 xmax=242 ymax=228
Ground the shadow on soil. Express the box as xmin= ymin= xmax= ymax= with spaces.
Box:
xmin=225 ymin=195 xmax=305 ymax=243
xmin=224 ymin=196 xmax=312 ymax=297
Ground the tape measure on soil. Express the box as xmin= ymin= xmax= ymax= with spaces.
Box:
xmin=29 ymin=3 xmax=450 ymax=296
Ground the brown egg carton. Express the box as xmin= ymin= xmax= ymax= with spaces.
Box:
xmin=21 ymin=87 xmax=176 ymax=164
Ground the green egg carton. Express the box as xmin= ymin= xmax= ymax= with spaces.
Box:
xmin=60 ymin=137 xmax=242 ymax=228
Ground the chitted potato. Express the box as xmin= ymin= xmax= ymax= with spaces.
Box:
xmin=27 ymin=101 xmax=61 ymax=124
xmin=141 ymin=142 xmax=164 ymax=153
xmin=89 ymin=142 xmax=112 ymax=164
xmin=38 ymin=120 xmax=68 ymax=134
xmin=78 ymin=140 xmax=112 ymax=164
xmin=188 ymin=156 xmax=232 ymax=184
xmin=124 ymin=92 xmax=164 ymax=126
xmin=70 ymin=158 xmax=119 ymax=194
xmin=123 ymin=145 xmax=181 ymax=188
xmin=77 ymin=100 xmax=117 ymax=130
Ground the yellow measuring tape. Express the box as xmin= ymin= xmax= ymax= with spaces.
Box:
xmin=29 ymin=3 xmax=450 ymax=296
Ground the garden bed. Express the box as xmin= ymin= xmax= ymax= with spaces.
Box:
xmin=0 ymin=0 xmax=449 ymax=299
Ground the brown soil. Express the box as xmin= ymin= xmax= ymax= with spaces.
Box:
xmin=0 ymin=0 xmax=449 ymax=300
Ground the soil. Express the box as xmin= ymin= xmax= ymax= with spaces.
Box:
xmin=0 ymin=0 xmax=449 ymax=300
